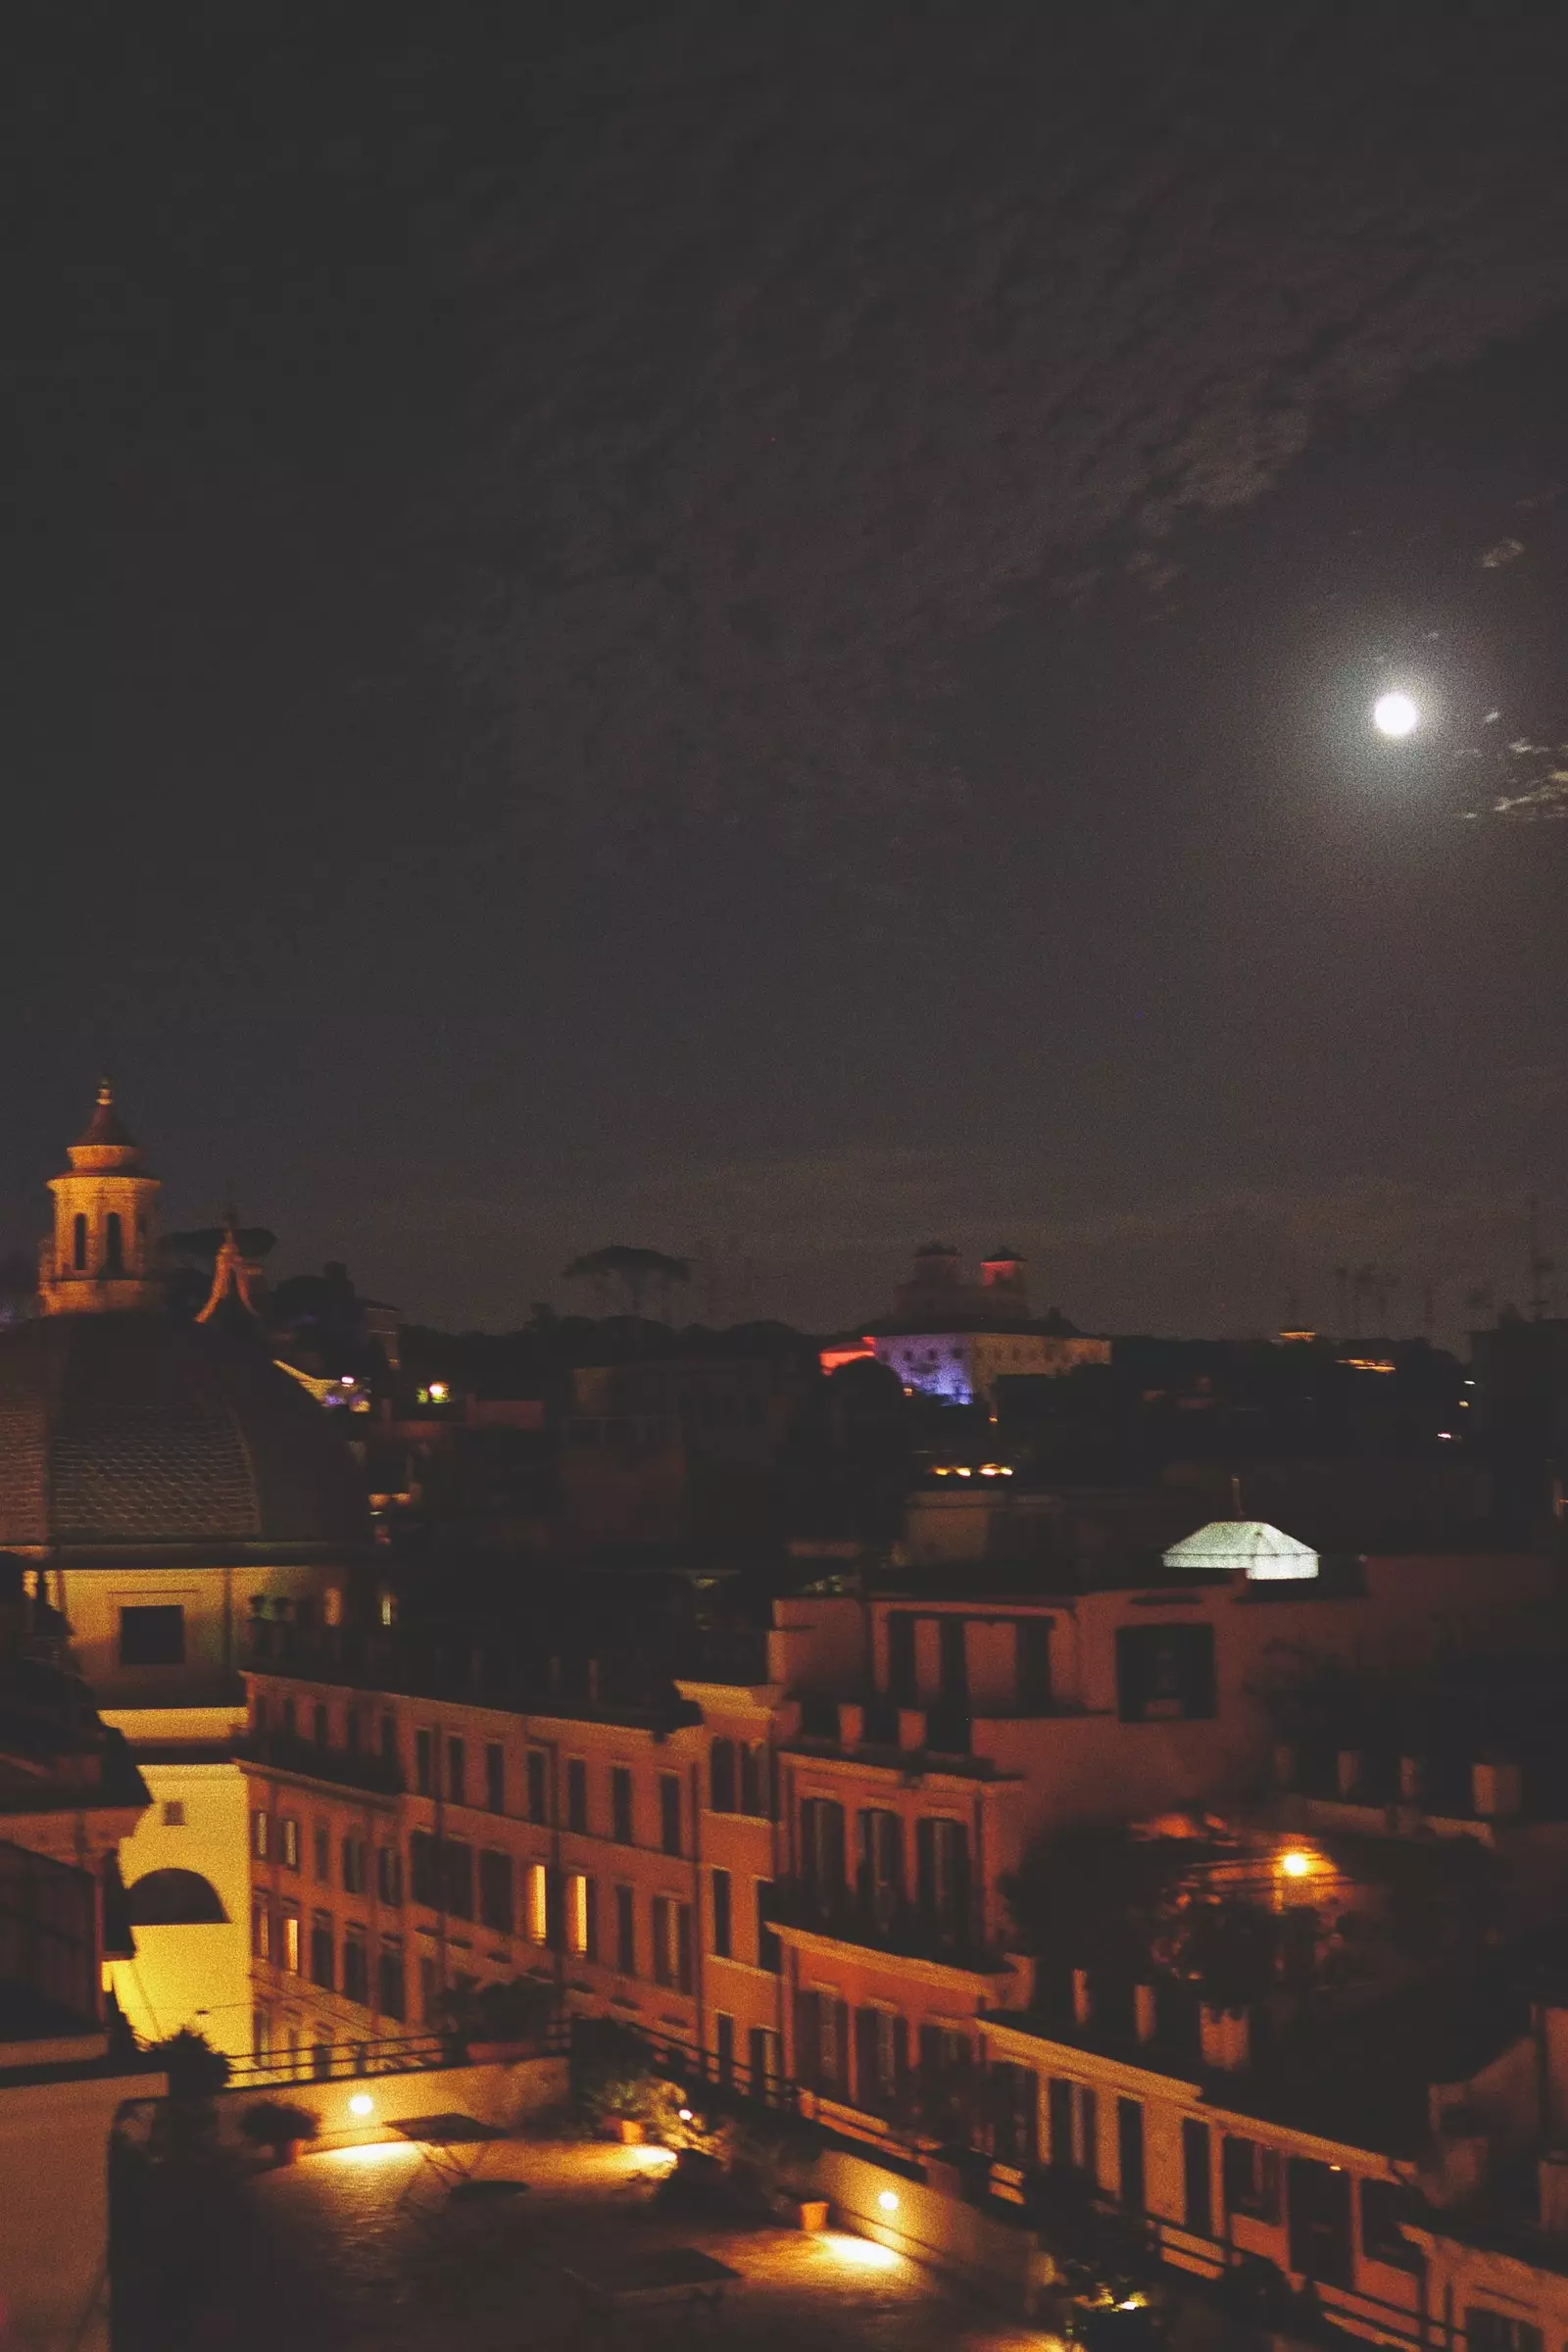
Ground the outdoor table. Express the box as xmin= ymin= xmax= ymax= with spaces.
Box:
xmin=391 ymin=2113 xmax=514 ymax=2226
xmin=564 ymin=2248 xmax=742 ymax=2330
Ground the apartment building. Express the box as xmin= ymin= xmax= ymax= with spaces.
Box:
xmin=241 ymin=1664 xmax=791 ymax=2082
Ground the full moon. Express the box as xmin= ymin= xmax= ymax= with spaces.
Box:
xmin=1373 ymin=691 xmax=1420 ymax=738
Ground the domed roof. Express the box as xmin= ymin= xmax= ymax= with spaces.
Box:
xmin=0 ymin=1314 xmax=368 ymax=1552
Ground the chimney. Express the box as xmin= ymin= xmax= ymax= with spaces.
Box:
xmin=1200 ymin=2005 xmax=1251 ymax=2072
xmin=1473 ymin=1760 xmax=1522 ymax=1820
xmin=1072 ymin=1969 xmax=1093 ymax=2028
xmin=898 ymin=1707 xmax=928 ymax=1752
xmin=838 ymin=1701 xmax=866 ymax=1748
xmin=1134 ymin=1984 xmax=1157 ymax=2045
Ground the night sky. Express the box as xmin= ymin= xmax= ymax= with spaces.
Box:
xmin=9 ymin=6 xmax=1568 ymax=1341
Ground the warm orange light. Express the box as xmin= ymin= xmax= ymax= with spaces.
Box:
xmin=1278 ymin=1849 xmax=1314 ymax=1880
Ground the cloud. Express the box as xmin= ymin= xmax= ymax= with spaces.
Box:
xmin=432 ymin=5 xmax=1568 ymax=824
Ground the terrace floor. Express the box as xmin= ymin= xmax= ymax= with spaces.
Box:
xmin=136 ymin=2134 xmax=1055 ymax=2352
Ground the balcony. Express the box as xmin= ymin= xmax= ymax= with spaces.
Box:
xmin=242 ymin=1730 xmax=405 ymax=1798
xmin=770 ymin=1877 xmax=1005 ymax=1977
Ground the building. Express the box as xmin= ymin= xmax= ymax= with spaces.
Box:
xmin=0 ymin=1086 xmax=369 ymax=2052
xmin=829 ymin=1244 xmax=1110 ymax=1408
xmin=0 ymin=1551 xmax=158 ymax=2352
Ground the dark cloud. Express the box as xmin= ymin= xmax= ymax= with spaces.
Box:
xmin=437 ymin=4 xmax=1568 ymax=824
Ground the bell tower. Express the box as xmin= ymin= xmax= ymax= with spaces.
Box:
xmin=40 ymin=1082 xmax=164 ymax=1314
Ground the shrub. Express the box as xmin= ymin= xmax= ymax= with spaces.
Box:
xmin=238 ymin=2102 xmax=320 ymax=2163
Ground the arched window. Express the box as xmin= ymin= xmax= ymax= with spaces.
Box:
xmin=105 ymin=1212 xmax=123 ymax=1274
xmin=73 ymin=1212 xmax=87 ymax=1271
xmin=124 ymin=1868 xmax=229 ymax=1926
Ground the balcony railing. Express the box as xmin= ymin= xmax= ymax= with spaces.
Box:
xmin=242 ymin=1730 xmax=406 ymax=1797
xmin=770 ymin=1878 xmax=1001 ymax=1973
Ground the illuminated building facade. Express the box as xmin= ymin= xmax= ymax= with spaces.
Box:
xmin=0 ymin=1088 xmax=368 ymax=2052
xmin=828 ymin=1243 xmax=1110 ymax=1406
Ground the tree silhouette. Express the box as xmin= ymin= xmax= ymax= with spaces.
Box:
xmin=563 ymin=1245 xmax=692 ymax=1319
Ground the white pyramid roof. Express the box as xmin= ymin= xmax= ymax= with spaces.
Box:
xmin=1162 ymin=1519 xmax=1319 ymax=1580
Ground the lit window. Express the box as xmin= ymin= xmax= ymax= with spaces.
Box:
xmin=566 ymin=1873 xmax=591 ymax=1956
xmin=282 ymin=1912 xmax=301 ymax=1974
xmin=524 ymin=1861 xmax=548 ymax=1944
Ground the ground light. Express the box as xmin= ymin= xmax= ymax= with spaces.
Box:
xmin=348 ymin=2093 xmax=374 ymax=2116
xmin=825 ymin=2234 xmax=899 ymax=2270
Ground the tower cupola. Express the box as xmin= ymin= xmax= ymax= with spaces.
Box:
xmin=40 ymin=1083 xmax=164 ymax=1313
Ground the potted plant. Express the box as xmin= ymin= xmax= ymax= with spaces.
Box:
xmin=732 ymin=2112 xmax=825 ymax=2228
xmin=238 ymin=2100 xmax=320 ymax=2169
xmin=571 ymin=2017 xmax=662 ymax=2141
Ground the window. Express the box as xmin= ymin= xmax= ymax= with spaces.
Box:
xmin=1183 ymin=2118 xmax=1213 ymax=2237
xmin=251 ymin=1809 xmax=270 ymax=1861
xmin=1360 ymin=2179 xmax=1421 ymax=2272
xmin=1116 ymin=1624 xmax=1217 ymax=1724
xmin=281 ymin=1818 xmax=300 ymax=1872
xmin=419 ymin=1955 xmax=440 ymax=2023
xmin=341 ymin=1836 xmax=368 ymax=1896
xmin=614 ymin=1884 xmax=636 ymax=1973
xmin=800 ymin=1797 xmax=847 ymax=1899
xmin=612 ymin=1765 xmax=633 ymax=1844
xmin=1224 ymin=2135 xmax=1282 ymax=2223
xmin=281 ymin=1910 xmax=301 ymax=1974
xmin=282 ymin=1696 xmax=297 ymax=1740
xmin=711 ymin=1868 xmax=732 ymax=1959
xmin=411 ymin=1830 xmax=439 ymax=1907
xmin=379 ymin=1713 xmax=399 ymax=1770
xmin=105 ymin=1211 xmax=123 ymax=1273
xmin=756 ymin=1880 xmax=780 ymax=1972
xmin=710 ymin=1740 xmax=737 ymax=1813
xmin=749 ymin=2026 xmax=781 ymax=2097
xmin=659 ymin=1774 xmax=682 ymax=1857
xmin=795 ymin=1989 xmax=849 ymax=2092
xmin=377 ymin=1945 xmax=406 ymax=2020
xmin=484 ymin=1742 xmax=505 ymax=1813
xmin=310 ymin=1915 xmax=334 ymax=1989
xmin=1288 ymin=2156 xmax=1353 ymax=2288
xmin=479 ymin=1849 xmax=514 ymax=1934
xmin=990 ymin=2059 xmax=1039 ymax=2164
xmin=526 ymin=1749 xmax=548 ymax=1823
xmin=857 ymin=1809 xmax=905 ymax=1922
xmin=376 ymin=1845 xmax=402 ymax=1906
xmin=715 ymin=2012 xmax=735 ymax=2087
xmin=1117 ymin=2098 xmax=1146 ymax=2212
xmin=342 ymin=1934 xmax=368 ymax=2007
xmin=741 ymin=1742 xmax=769 ymax=1819
xmin=446 ymin=1738 xmax=466 ymax=1804
xmin=73 ymin=1212 xmax=86 ymax=1271
xmin=524 ymin=1861 xmax=548 ymax=1944
xmin=253 ymin=1693 xmax=269 ymax=1736
xmin=1467 ymin=2316 xmax=1544 ymax=2352
xmin=1016 ymin=1618 xmax=1052 ymax=1710
xmin=346 ymin=1706 xmax=361 ymax=1757
xmin=854 ymin=2006 xmax=906 ymax=2114
xmin=565 ymin=1873 xmax=596 ymax=1958
xmin=119 ymin=1604 xmax=184 ymax=1666
xmin=416 ymin=1730 xmax=433 ymax=1793
xmin=1078 ymin=2085 xmax=1100 ymax=2185
xmin=914 ymin=1816 xmax=969 ymax=1938
xmin=313 ymin=1701 xmax=328 ymax=1747
xmin=1048 ymin=2077 xmax=1074 ymax=2168
xmin=442 ymin=1838 xmax=473 ymax=1920
xmin=251 ymin=1896 xmax=271 ymax=1961
xmin=313 ymin=1823 xmax=330 ymax=1883
xmin=162 ymin=1799 xmax=185 ymax=1827
xmin=652 ymin=1896 xmax=694 ymax=1991
xmin=566 ymin=1758 xmax=588 ymax=1834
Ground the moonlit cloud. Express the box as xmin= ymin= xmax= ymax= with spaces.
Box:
xmin=435 ymin=6 xmax=1568 ymax=822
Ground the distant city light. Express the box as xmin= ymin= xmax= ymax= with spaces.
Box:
xmin=427 ymin=1381 xmax=450 ymax=1403
xmin=1374 ymin=691 xmax=1420 ymax=738
xmin=678 ymin=2106 xmax=694 ymax=2122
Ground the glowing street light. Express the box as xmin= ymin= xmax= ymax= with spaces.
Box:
xmin=1373 ymin=691 xmax=1420 ymax=738
xmin=349 ymin=2092 xmax=374 ymax=2116
xmin=1278 ymin=1849 xmax=1313 ymax=1880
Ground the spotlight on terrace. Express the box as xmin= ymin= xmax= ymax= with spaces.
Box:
xmin=1278 ymin=1849 xmax=1314 ymax=1881
xmin=349 ymin=2092 xmax=374 ymax=2117
xmin=877 ymin=2189 xmax=900 ymax=2212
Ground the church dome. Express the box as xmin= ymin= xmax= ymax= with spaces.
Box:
xmin=0 ymin=1313 xmax=368 ymax=1554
